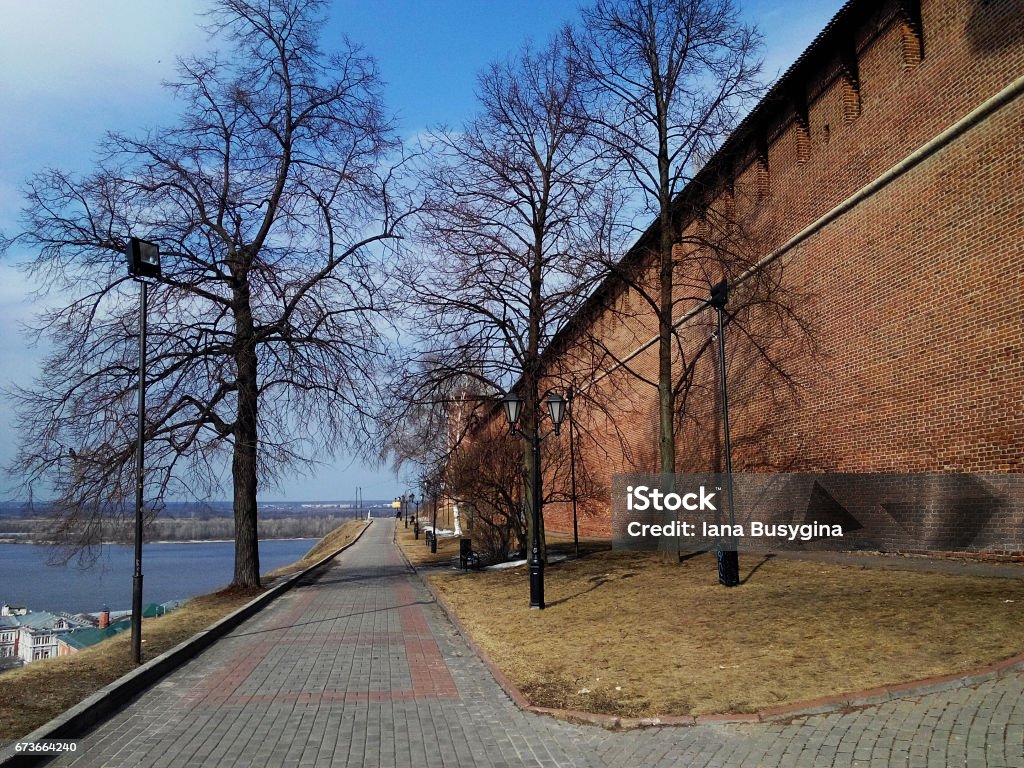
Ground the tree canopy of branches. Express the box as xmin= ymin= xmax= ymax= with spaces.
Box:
xmin=1 ymin=0 xmax=409 ymax=586
xmin=567 ymin=0 xmax=763 ymax=474
xmin=391 ymin=37 xmax=621 ymax=556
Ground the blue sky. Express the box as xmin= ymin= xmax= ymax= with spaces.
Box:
xmin=0 ymin=0 xmax=844 ymax=502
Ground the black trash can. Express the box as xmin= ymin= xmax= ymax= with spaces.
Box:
xmin=717 ymin=544 xmax=739 ymax=587
xmin=459 ymin=539 xmax=473 ymax=569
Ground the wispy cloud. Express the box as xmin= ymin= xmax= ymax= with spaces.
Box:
xmin=0 ymin=2 xmax=210 ymax=186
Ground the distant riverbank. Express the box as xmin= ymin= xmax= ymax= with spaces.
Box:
xmin=0 ymin=514 xmax=362 ymax=545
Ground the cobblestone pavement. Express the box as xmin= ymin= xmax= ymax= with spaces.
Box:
xmin=53 ymin=519 xmax=1024 ymax=767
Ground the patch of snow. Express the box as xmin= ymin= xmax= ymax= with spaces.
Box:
xmin=485 ymin=554 xmax=568 ymax=570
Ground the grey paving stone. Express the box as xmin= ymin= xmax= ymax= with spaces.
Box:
xmin=43 ymin=519 xmax=1024 ymax=768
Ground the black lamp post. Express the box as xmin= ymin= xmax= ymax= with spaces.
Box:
xmin=126 ymin=237 xmax=161 ymax=665
xmin=502 ymin=390 xmax=567 ymax=609
xmin=710 ymin=281 xmax=740 ymax=587
xmin=431 ymin=485 xmax=439 ymax=554
xmin=411 ymin=492 xmax=420 ymax=538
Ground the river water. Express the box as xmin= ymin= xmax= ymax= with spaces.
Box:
xmin=0 ymin=539 xmax=317 ymax=614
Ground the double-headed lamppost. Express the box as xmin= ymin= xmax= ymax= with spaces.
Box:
xmin=710 ymin=281 xmax=740 ymax=587
xmin=126 ymin=237 xmax=161 ymax=665
xmin=502 ymin=390 xmax=567 ymax=609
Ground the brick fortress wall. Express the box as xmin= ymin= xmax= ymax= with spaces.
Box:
xmin=531 ymin=0 xmax=1024 ymax=549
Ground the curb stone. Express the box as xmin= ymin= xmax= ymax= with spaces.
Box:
xmin=405 ymin=545 xmax=1024 ymax=730
xmin=0 ymin=520 xmax=373 ymax=768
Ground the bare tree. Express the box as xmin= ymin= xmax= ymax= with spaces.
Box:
xmin=567 ymin=0 xmax=763 ymax=474
xmin=394 ymin=37 xmax=621 ymax=561
xmin=0 ymin=0 xmax=410 ymax=586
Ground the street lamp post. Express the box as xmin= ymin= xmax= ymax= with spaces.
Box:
xmin=431 ymin=487 xmax=439 ymax=554
xmin=126 ymin=237 xmax=161 ymax=665
xmin=710 ymin=281 xmax=740 ymax=587
xmin=502 ymin=390 xmax=567 ymax=609
xmin=412 ymin=492 xmax=420 ymax=539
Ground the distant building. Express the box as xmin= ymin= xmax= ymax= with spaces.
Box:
xmin=0 ymin=616 xmax=19 ymax=660
xmin=56 ymin=621 xmax=131 ymax=657
xmin=54 ymin=602 xmax=183 ymax=657
xmin=16 ymin=612 xmax=86 ymax=663
xmin=0 ymin=601 xmax=182 ymax=666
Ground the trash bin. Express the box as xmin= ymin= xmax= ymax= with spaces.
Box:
xmin=459 ymin=539 xmax=473 ymax=569
xmin=717 ymin=544 xmax=739 ymax=587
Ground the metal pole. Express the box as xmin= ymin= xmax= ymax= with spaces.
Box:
xmin=713 ymin=281 xmax=740 ymax=587
xmin=431 ymin=492 xmax=438 ymax=554
xmin=131 ymin=281 xmax=147 ymax=665
xmin=529 ymin=427 xmax=545 ymax=609
xmin=568 ymin=387 xmax=579 ymax=559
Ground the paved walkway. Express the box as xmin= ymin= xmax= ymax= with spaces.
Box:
xmin=53 ymin=520 xmax=1024 ymax=767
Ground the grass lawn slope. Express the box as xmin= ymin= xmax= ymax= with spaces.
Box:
xmin=428 ymin=550 xmax=1024 ymax=717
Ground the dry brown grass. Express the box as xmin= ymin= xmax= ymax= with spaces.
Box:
xmin=428 ymin=550 xmax=1024 ymax=717
xmin=0 ymin=589 xmax=258 ymax=745
xmin=396 ymin=523 xmax=610 ymax=568
xmin=265 ymin=518 xmax=369 ymax=577
xmin=0 ymin=518 xmax=368 ymax=745
xmin=395 ymin=521 xmax=461 ymax=566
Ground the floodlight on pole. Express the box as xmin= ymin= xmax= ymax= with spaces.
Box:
xmin=126 ymin=237 xmax=161 ymax=666
xmin=127 ymin=237 xmax=162 ymax=280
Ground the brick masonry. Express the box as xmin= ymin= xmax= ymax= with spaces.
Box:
xmin=523 ymin=0 xmax=1024 ymax=547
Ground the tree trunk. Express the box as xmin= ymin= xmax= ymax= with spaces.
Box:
xmin=231 ymin=275 xmax=261 ymax=588
xmin=522 ymin=407 xmax=545 ymax=562
xmin=658 ymin=203 xmax=676 ymax=476
xmin=524 ymin=229 xmax=546 ymax=564
xmin=656 ymin=84 xmax=676 ymax=477
xmin=657 ymin=154 xmax=677 ymax=563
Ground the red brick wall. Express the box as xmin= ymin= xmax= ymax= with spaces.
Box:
xmin=536 ymin=0 xmax=1024 ymax=542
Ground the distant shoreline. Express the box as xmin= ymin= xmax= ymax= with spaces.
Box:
xmin=0 ymin=536 xmax=318 ymax=546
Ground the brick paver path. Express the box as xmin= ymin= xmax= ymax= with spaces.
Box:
xmin=53 ymin=520 xmax=1024 ymax=767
